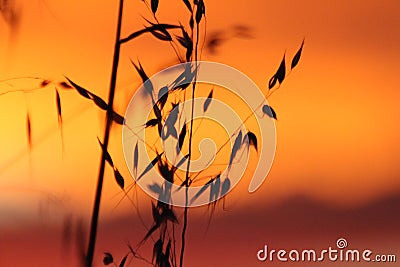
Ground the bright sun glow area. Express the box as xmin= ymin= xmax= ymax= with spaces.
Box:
xmin=0 ymin=0 xmax=399 ymax=266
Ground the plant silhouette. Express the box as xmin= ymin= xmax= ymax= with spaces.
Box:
xmin=0 ymin=0 xmax=304 ymax=266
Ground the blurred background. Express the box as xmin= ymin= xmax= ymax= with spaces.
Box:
xmin=0 ymin=0 xmax=399 ymax=266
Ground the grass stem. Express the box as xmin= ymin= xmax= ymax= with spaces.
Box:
xmin=86 ymin=0 xmax=124 ymax=266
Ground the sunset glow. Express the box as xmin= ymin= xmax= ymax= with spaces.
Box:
xmin=1 ymin=0 xmax=399 ymax=266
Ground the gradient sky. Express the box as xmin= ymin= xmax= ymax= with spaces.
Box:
xmin=0 ymin=0 xmax=399 ymax=266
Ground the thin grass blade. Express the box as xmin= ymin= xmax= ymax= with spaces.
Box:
xmin=114 ymin=168 xmax=125 ymax=190
xmin=97 ymin=137 xmax=114 ymax=167
xmin=65 ymin=77 xmax=91 ymax=99
xmin=26 ymin=113 xmax=32 ymax=150
xmin=133 ymin=141 xmax=139 ymax=177
xmin=262 ymin=105 xmax=277 ymax=120
xmin=276 ymin=53 xmax=286 ymax=84
xmin=291 ymin=39 xmax=305 ymax=70
xmin=137 ymin=152 xmax=164 ymax=181
xmin=119 ymin=254 xmax=128 ymax=267
xmin=245 ymin=131 xmax=258 ymax=151
xmin=203 ymin=89 xmax=213 ymax=112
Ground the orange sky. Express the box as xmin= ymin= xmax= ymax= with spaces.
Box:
xmin=0 ymin=0 xmax=399 ymax=266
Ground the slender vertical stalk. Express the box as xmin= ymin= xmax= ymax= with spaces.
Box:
xmin=179 ymin=80 xmax=196 ymax=267
xmin=86 ymin=0 xmax=124 ymax=266
xmin=179 ymin=14 xmax=201 ymax=267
